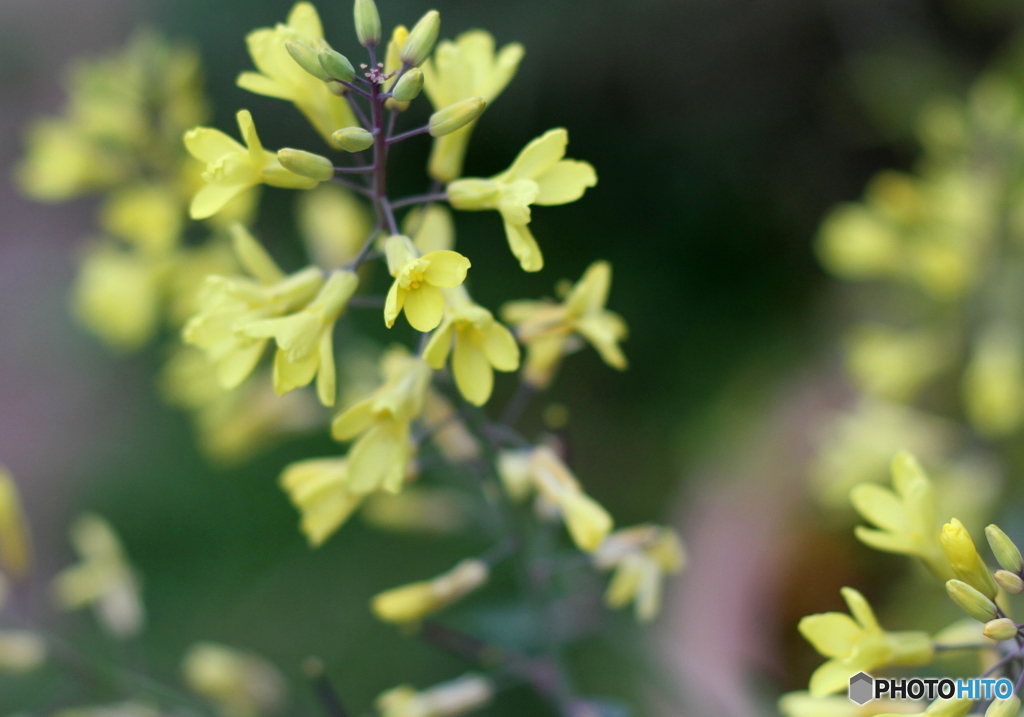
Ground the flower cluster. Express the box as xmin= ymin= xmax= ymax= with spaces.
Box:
xmin=11 ymin=1 xmax=684 ymax=715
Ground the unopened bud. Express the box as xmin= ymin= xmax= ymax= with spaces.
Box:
xmin=995 ymin=569 xmax=1024 ymax=594
xmin=399 ymin=10 xmax=440 ymax=67
xmin=277 ymin=149 xmax=335 ymax=182
xmin=371 ymin=558 xmax=488 ymax=625
xmin=429 ymin=98 xmax=486 ymax=137
xmin=285 ymin=41 xmax=331 ymax=82
xmin=984 ymin=617 xmax=1018 ymax=641
xmin=941 ymin=519 xmax=998 ymax=599
xmin=332 ymin=127 xmax=375 ymax=152
xmin=446 ymin=178 xmax=500 ymax=209
xmin=946 ymin=579 xmax=998 ymax=622
xmin=986 ymin=524 xmax=1024 ymax=572
xmin=354 ymin=0 xmax=381 ymax=46
xmin=986 ymin=696 xmax=1021 ymax=717
xmin=319 ymin=49 xmax=355 ymax=83
xmin=392 ymin=68 xmax=424 ymax=102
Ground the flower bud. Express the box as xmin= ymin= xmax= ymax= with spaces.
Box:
xmin=285 ymin=41 xmax=332 ymax=82
xmin=391 ymin=68 xmax=424 ymax=102
xmin=277 ymin=149 xmax=335 ymax=182
xmin=559 ymin=489 xmax=613 ymax=553
xmin=946 ymin=579 xmax=998 ymax=622
xmin=0 ymin=466 xmax=31 ymax=578
xmin=376 ymin=674 xmax=494 ymax=717
xmin=354 ymin=0 xmax=381 ymax=46
xmin=332 ymin=127 xmax=375 ymax=152
xmin=429 ymin=98 xmax=487 ymax=137
xmin=983 ymin=617 xmax=1018 ymax=641
xmin=995 ymin=569 xmax=1024 ymax=594
xmin=371 ymin=558 xmax=488 ymax=625
xmin=986 ymin=524 xmax=1024 ymax=572
xmin=399 ymin=10 xmax=440 ymax=67
xmin=986 ymin=696 xmax=1021 ymax=717
xmin=318 ymin=49 xmax=355 ymax=83
xmin=941 ymin=518 xmax=998 ymax=599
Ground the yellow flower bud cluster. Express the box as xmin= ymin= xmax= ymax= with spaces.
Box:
xmin=592 ymin=524 xmax=686 ymax=622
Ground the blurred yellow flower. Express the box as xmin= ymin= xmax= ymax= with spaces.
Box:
xmin=383 ymin=235 xmax=471 ymax=332
xmin=845 ymin=324 xmax=949 ymax=402
xmin=376 ymin=674 xmax=494 ymax=717
xmin=182 ymin=642 xmax=286 ymax=717
xmin=447 ymin=128 xmax=596 ymax=272
xmin=298 ymin=184 xmax=374 ymax=268
xmin=280 ymin=458 xmax=364 ymax=547
xmin=502 ymin=260 xmax=626 ymax=389
xmin=100 ymin=184 xmax=183 ymax=255
xmin=52 ymin=514 xmax=144 ymax=638
xmin=799 ymin=587 xmax=933 ymax=697
xmin=372 ymin=558 xmax=488 ymax=625
xmin=237 ymin=2 xmax=357 ymax=148
xmin=423 ymin=287 xmax=519 ymax=406
xmin=331 ymin=347 xmax=431 ymax=493
xmin=592 ymin=524 xmax=686 ymax=622
xmin=0 ymin=466 xmax=32 ymax=578
xmin=421 ymin=30 xmax=524 ymax=182
xmin=962 ymin=325 xmax=1024 ymax=438
xmin=184 ymin=109 xmax=319 ymax=220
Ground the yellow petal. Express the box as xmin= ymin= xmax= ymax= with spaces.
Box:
xmin=331 ymin=397 xmax=376 ymax=440
xmin=575 ymin=314 xmax=627 ymax=369
xmin=560 ymin=490 xmax=613 ymax=553
xmin=403 ymin=285 xmax=445 ymax=332
xmin=422 ymin=320 xmax=455 ymax=369
xmin=481 ymin=321 xmax=520 ymax=372
xmin=807 ymin=658 xmax=855 ymax=697
xmin=422 ymin=250 xmax=471 ymax=288
xmin=496 ymin=179 xmax=538 ymax=225
xmin=190 ymin=182 xmax=248 ymax=220
xmin=566 ymin=260 xmax=611 ymax=314
xmin=216 ymin=339 xmax=266 ymax=388
xmin=534 ymin=160 xmax=597 ymax=206
xmin=452 ymin=335 xmax=493 ymax=406
xmin=273 ymin=344 xmax=319 ymax=394
xmin=0 ymin=468 xmax=31 ymax=578
xmin=236 ymin=71 xmax=292 ymax=100
xmin=287 ymin=1 xmax=324 ymax=36
xmin=841 ymin=587 xmax=880 ymax=633
xmin=503 ymin=221 xmax=543 ymax=272
xmin=316 ymin=326 xmax=336 ymax=407
xmin=504 ymin=128 xmax=568 ymax=181
xmin=184 ymin=127 xmax=245 ymax=163
xmin=237 ymin=109 xmax=263 ymax=162
xmin=384 ymin=281 xmax=405 ymax=328
xmin=797 ymin=613 xmax=861 ymax=658
xmin=347 ymin=420 xmax=409 ymax=493
xmin=850 ymin=484 xmax=904 ymax=533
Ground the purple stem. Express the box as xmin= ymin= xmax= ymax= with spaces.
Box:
xmin=345 ymin=92 xmax=371 ymax=129
xmin=387 ymin=125 xmax=430 ymax=144
xmin=389 ymin=191 xmax=448 ymax=209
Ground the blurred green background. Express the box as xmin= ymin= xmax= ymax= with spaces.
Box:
xmin=3 ymin=0 xmax=1024 ymax=714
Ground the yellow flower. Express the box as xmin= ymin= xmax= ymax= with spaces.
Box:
xmin=592 ymin=524 xmax=686 ymax=622
xmin=420 ymin=389 xmax=480 ymax=462
xmin=0 ymin=630 xmax=46 ymax=674
xmin=383 ymin=235 xmax=471 ymax=332
xmin=184 ymin=109 xmax=319 ymax=220
xmin=447 ymin=128 xmax=596 ymax=272
xmin=421 ymin=30 xmax=525 ymax=182
xmin=72 ymin=243 xmax=163 ymax=352
xmin=496 ymin=445 xmax=613 ymax=552
xmin=52 ymin=514 xmax=144 ymax=639
xmin=100 ymin=183 xmax=183 ymax=255
xmin=962 ymin=325 xmax=1024 ymax=438
xmin=15 ymin=118 xmax=127 ymax=201
xmin=279 ymin=458 xmax=364 ymax=547
xmin=375 ymin=674 xmax=494 ymax=717
xmin=406 ymin=203 xmax=456 ymax=254
xmin=243 ymin=270 xmax=358 ymax=406
xmin=371 ymin=558 xmax=489 ymax=625
xmin=423 ymin=287 xmax=520 ymax=406
xmin=0 ymin=466 xmax=32 ymax=578
xmin=298 ymin=184 xmax=374 ymax=268
xmin=236 ymin=2 xmax=356 ymax=147
xmin=502 ymin=260 xmax=627 ymax=389
xmin=851 ymin=450 xmax=952 ymax=578
xmin=331 ymin=347 xmax=431 ymax=494
xmin=183 ymin=225 xmax=324 ymax=388
xmin=798 ymin=587 xmax=933 ymax=697
xmin=844 ymin=324 xmax=949 ymax=401
xmin=361 ymin=487 xmax=471 ymax=535
xmin=182 ymin=642 xmax=286 ymax=717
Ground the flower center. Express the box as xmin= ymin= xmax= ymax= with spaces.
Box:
xmin=398 ymin=259 xmax=430 ymax=290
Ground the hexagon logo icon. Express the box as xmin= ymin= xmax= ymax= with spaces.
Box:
xmin=848 ymin=672 xmax=873 ymax=705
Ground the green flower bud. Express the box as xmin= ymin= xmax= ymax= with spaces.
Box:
xmin=319 ymin=49 xmax=355 ymax=83
xmin=391 ymin=68 xmax=424 ymax=102
xmin=986 ymin=696 xmax=1021 ymax=717
xmin=995 ymin=569 xmax=1024 ymax=594
xmin=332 ymin=127 xmax=375 ymax=152
xmin=354 ymin=0 xmax=381 ymax=46
xmin=983 ymin=617 xmax=1018 ymax=641
xmin=946 ymin=579 xmax=998 ymax=622
xmin=986 ymin=524 xmax=1024 ymax=572
xmin=399 ymin=10 xmax=440 ymax=67
xmin=429 ymin=98 xmax=486 ymax=137
xmin=941 ymin=518 xmax=998 ymax=599
xmin=285 ymin=41 xmax=332 ymax=82
xmin=277 ymin=149 xmax=335 ymax=182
